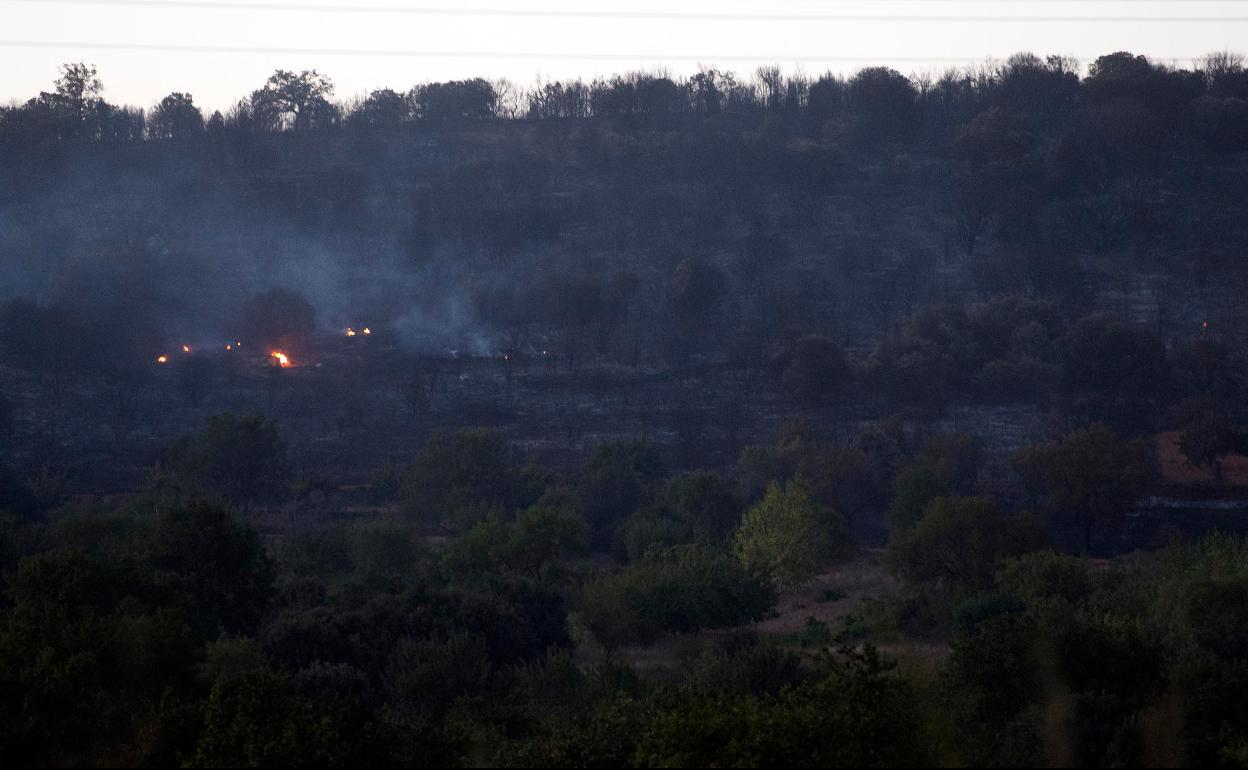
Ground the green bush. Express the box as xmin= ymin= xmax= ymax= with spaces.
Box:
xmin=400 ymin=429 xmax=542 ymax=531
xmin=887 ymin=496 xmax=1047 ymax=594
xmin=619 ymin=507 xmax=693 ymax=562
xmin=581 ymin=544 xmax=775 ymax=649
xmin=734 ymin=477 xmax=847 ymax=588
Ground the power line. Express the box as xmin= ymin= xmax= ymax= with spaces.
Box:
xmin=781 ymin=0 xmax=1248 ymax=3
xmin=787 ymin=0 xmax=1248 ymax=3
xmin=0 ymin=40 xmax=1209 ymax=63
xmin=3 ymin=0 xmax=1248 ymax=23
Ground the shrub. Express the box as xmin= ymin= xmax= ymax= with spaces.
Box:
xmin=734 ymin=477 xmax=847 ymax=588
xmin=581 ymin=544 xmax=775 ymax=649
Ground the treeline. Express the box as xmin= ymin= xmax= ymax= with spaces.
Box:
xmin=4 ymin=51 xmax=1248 ymax=153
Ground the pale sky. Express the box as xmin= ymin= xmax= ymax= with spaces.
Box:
xmin=2 ymin=0 xmax=1245 ymax=111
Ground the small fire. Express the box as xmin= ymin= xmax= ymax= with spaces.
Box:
xmin=362 ymin=327 xmax=371 ymax=335
xmin=156 ymin=355 xmax=168 ymax=364
xmin=181 ymin=344 xmax=191 ymax=353
xmin=270 ymin=351 xmax=291 ymax=368
xmin=345 ymin=328 xmax=356 ymax=337
xmin=226 ymin=344 xmax=232 ymax=351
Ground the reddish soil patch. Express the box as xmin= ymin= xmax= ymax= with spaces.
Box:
xmin=1155 ymin=431 xmax=1248 ymax=487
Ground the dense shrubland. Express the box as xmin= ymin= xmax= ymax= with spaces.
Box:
xmin=2 ymin=406 xmax=1248 ymax=765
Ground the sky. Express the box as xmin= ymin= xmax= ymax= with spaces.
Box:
xmin=1 ymin=0 xmax=1246 ymax=111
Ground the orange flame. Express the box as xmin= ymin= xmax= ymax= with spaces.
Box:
xmin=156 ymin=355 xmax=168 ymax=364
xmin=362 ymin=327 xmax=372 ymax=335
xmin=345 ymin=328 xmax=356 ymax=337
xmin=182 ymin=344 xmax=191 ymax=353
xmin=270 ymin=351 xmax=291 ymax=368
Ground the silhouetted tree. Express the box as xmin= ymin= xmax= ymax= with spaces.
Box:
xmin=250 ymin=70 xmax=336 ymax=131
xmin=846 ymin=67 xmax=918 ymax=147
xmin=412 ymin=79 xmax=498 ymax=120
xmin=148 ymin=92 xmax=203 ymax=140
xmin=347 ymin=88 xmax=410 ymax=129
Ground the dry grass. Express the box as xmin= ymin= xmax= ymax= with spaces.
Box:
xmin=752 ymin=549 xmax=897 ymax=634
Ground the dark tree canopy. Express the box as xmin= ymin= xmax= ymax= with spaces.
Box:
xmin=1013 ymin=423 xmax=1154 ymax=552
xmin=148 ymin=92 xmax=204 ymax=140
xmin=159 ymin=413 xmax=290 ymax=510
xmin=250 ymin=69 xmax=336 ymax=131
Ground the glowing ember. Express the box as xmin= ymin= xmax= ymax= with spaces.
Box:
xmin=345 ymin=328 xmax=356 ymax=337
xmin=182 ymin=344 xmax=191 ymax=353
xmin=225 ymin=344 xmax=232 ymax=351
xmin=270 ymin=351 xmax=291 ymax=368
xmin=156 ymin=355 xmax=168 ymax=364
xmin=362 ymin=327 xmax=371 ymax=335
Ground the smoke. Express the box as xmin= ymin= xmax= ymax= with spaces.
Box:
xmin=0 ymin=148 xmax=507 ymax=357
xmin=393 ymin=289 xmax=499 ymax=357
xmin=262 ymin=236 xmax=501 ymax=356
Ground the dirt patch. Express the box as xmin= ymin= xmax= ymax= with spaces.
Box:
xmin=753 ymin=549 xmax=897 ymax=634
xmin=1156 ymin=430 xmax=1248 ymax=488
xmin=574 ymin=550 xmax=937 ymax=675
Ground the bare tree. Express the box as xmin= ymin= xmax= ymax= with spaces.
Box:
xmin=689 ymin=68 xmax=728 ymax=114
xmin=492 ymin=79 xmax=524 ymax=119
xmin=756 ymin=65 xmax=785 ymax=111
xmin=1199 ymin=50 xmax=1248 ymax=96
